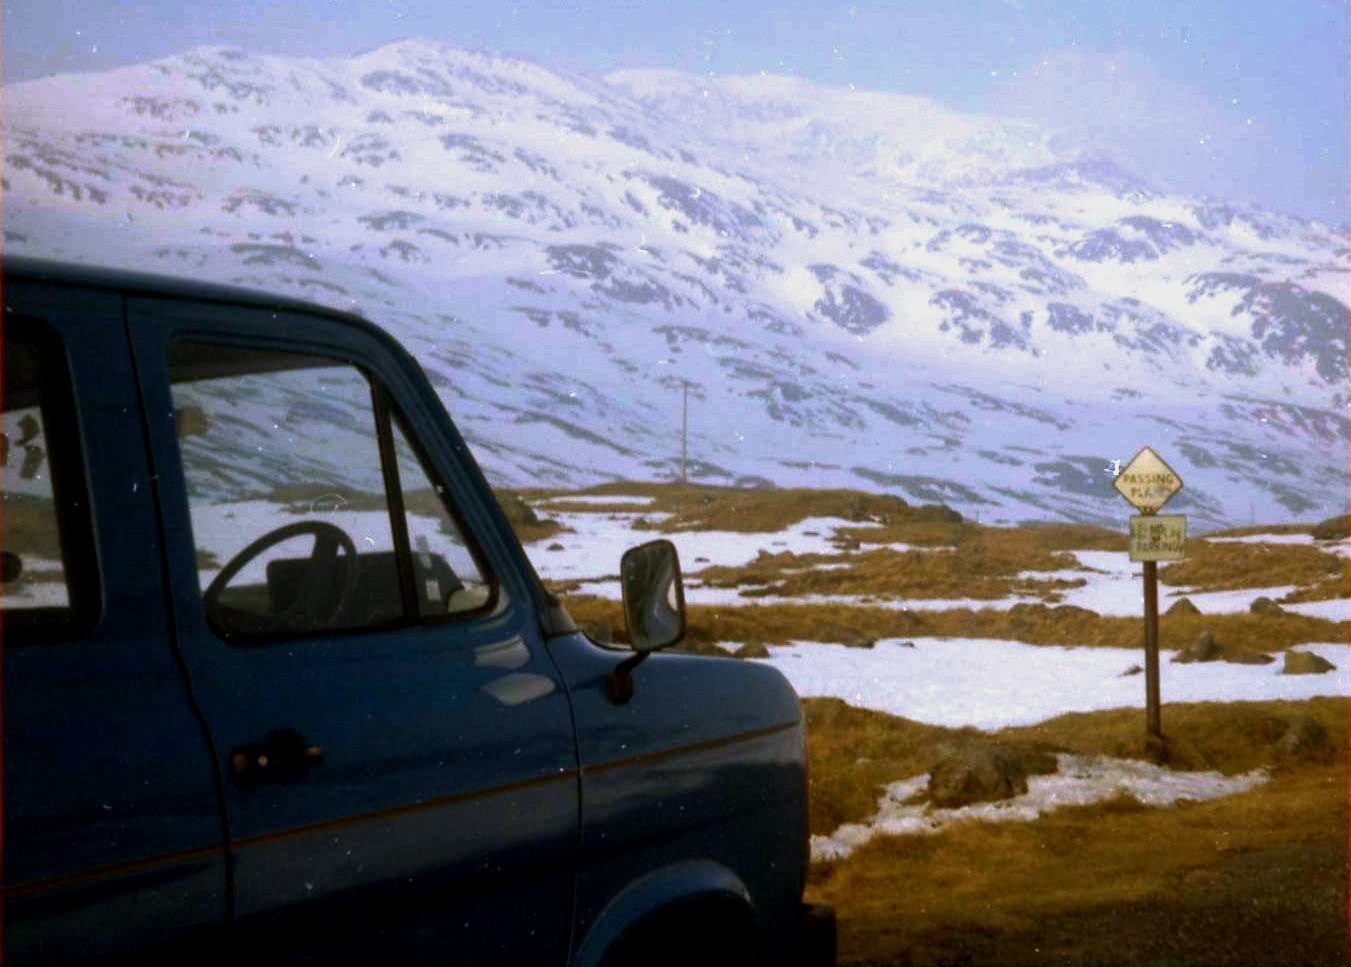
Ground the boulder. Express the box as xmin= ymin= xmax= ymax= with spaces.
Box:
xmin=1224 ymin=649 xmax=1275 ymax=665
xmin=1166 ymin=597 xmax=1201 ymax=616
xmin=732 ymin=642 xmax=770 ymax=660
xmin=1120 ymin=664 xmax=1143 ymax=677
xmin=1281 ymin=650 xmax=1337 ymax=675
xmin=926 ymin=743 xmax=1031 ymax=808
xmin=546 ymin=542 xmax=565 ymax=551
xmin=495 ymin=492 xmax=539 ymax=525
xmin=1173 ymin=629 xmax=1221 ymax=663
xmin=1275 ymin=714 xmax=1333 ymax=761
xmin=1249 ymin=596 xmax=1286 ymax=617
xmin=821 ymin=625 xmax=875 ymax=649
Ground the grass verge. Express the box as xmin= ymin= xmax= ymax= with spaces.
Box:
xmin=1162 ymin=539 xmax=1346 ymax=593
xmin=561 ymin=595 xmax=1348 ymax=653
xmin=803 ymin=697 xmax=1348 ymax=965
xmin=694 ymin=544 xmax=1086 ymax=602
xmin=522 ymin=481 xmax=961 ymax=533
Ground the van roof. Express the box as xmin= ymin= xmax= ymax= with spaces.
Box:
xmin=2 ymin=255 xmax=369 ymax=326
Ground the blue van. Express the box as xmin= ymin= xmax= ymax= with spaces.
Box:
xmin=0 ymin=257 xmax=834 ymax=965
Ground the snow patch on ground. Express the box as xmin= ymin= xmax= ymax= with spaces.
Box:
xmin=757 ymin=638 xmax=1349 ymax=729
xmin=1282 ymin=598 xmax=1351 ymax=621
xmin=535 ymin=494 xmax=656 ymax=506
xmin=532 ymin=522 xmax=1349 ymax=620
xmin=811 ymin=753 xmax=1270 ymax=861
xmin=525 ymin=512 xmax=875 ymax=582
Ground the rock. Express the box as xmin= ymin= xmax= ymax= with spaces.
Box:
xmin=733 ymin=642 xmax=770 ymax=659
xmin=1275 ymin=714 xmax=1332 ymax=761
xmin=1166 ymin=597 xmax=1201 ymax=616
xmin=926 ymin=743 xmax=1030 ymax=808
xmin=495 ymin=492 xmax=539 ymax=525
xmin=1120 ymin=664 xmax=1143 ymax=676
xmin=898 ymin=640 xmax=916 ymax=649
xmin=694 ymin=556 xmax=710 ymax=563
xmin=1224 ymin=649 xmax=1275 ymax=665
xmin=1250 ymin=596 xmax=1286 ymax=617
xmin=546 ymin=542 xmax=565 ymax=551
xmin=1281 ymin=650 xmax=1336 ymax=675
xmin=1173 ymin=629 xmax=1221 ymax=663
xmin=813 ymin=624 xmax=875 ymax=648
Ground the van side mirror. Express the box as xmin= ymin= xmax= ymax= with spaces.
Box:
xmin=607 ymin=540 xmax=686 ymax=705
xmin=621 ymin=539 xmax=686 ymax=652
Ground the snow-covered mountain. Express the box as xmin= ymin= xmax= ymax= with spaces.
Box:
xmin=3 ymin=40 xmax=1347 ymax=530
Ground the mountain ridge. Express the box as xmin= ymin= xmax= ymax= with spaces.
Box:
xmin=2 ymin=40 xmax=1346 ymax=530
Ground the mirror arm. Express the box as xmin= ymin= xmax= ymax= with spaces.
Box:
xmin=605 ymin=651 xmax=650 ymax=705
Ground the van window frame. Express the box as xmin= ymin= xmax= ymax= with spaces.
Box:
xmin=1 ymin=313 xmax=102 ymax=644
xmin=165 ymin=336 xmax=500 ymax=646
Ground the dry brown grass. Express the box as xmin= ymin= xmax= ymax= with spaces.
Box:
xmin=1 ymin=494 xmax=62 ymax=560
xmin=561 ymin=595 xmax=1349 ymax=653
xmin=803 ymin=697 xmax=1348 ymax=965
xmin=1203 ymin=522 xmax=1314 ymax=538
xmin=530 ymin=482 xmax=960 ymax=534
xmin=802 ymin=697 xmax=1348 ymax=837
xmin=998 ymin=697 xmax=1349 ymax=774
xmin=511 ymin=517 xmax=569 ymax=543
xmin=838 ymin=519 xmax=1128 ymax=553
xmin=802 ymin=698 xmax=963 ymax=836
xmin=531 ymin=499 xmax=654 ymax=514
xmin=694 ymin=540 xmax=1086 ymax=602
xmin=812 ymin=765 xmax=1347 ymax=964
xmin=1281 ymin=576 xmax=1351 ymax=603
xmin=1161 ymin=539 xmax=1346 ymax=593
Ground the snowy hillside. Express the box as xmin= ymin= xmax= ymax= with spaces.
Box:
xmin=3 ymin=41 xmax=1347 ymax=529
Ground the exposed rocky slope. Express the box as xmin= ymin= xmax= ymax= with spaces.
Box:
xmin=3 ymin=41 xmax=1347 ymax=528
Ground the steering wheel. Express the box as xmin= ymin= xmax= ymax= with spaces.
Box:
xmin=203 ymin=520 xmax=360 ymax=636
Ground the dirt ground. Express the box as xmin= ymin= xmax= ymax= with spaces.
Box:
xmin=968 ymin=838 xmax=1349 ymax=966
xmin=855 ymin=832 xmax=1350 ymax=966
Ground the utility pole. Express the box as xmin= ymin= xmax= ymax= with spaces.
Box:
xmin=680 ymin=380 xmax=688 ymax=487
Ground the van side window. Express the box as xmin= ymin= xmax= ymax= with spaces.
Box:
xmin=167 ymin=341 xmax=495 ymax=641
xmin=390 ymin=414 xmax=491 ymax=617
xmin=0 ymin=316 xmax=99 ymax=639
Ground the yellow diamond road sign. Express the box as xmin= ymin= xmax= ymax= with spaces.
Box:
xmin=1114 ymin=447 xmax=1183 ymax=513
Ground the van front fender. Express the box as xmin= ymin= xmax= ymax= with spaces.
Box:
xmin=571 ymin=860 xmax=757 ymax=967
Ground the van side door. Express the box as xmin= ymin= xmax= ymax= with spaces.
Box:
xmin=126 ymin=295 xmax=578 ymax=966
xmin=1 ymin=279 xmax=227 ymax=963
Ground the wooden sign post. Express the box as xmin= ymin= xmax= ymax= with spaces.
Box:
xmin=1113 ymin=448 xmax=1186 ymax=749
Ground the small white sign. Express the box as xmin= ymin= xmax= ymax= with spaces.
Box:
xmin=1114 ymin=447 xmax=1183 ymax=513
xmin=1129 ymin=514 xmax=1187 ymax=562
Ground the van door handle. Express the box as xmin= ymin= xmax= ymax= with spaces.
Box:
xmin=229 ymin=728 xmax=325 ymax=787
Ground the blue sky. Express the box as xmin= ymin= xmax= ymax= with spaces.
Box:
xmin=4 ymin=0 xmax=1347 ymax=222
